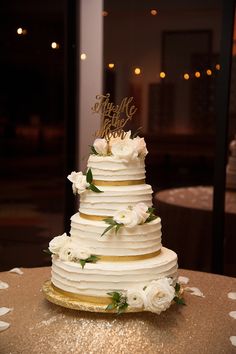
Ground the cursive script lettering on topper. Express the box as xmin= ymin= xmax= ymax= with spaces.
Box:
xmin=91 ymin=93 xmax=137 ymax=140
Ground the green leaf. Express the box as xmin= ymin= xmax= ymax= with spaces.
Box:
xmin=86 ymin=255 xmax=99 ymax=263
xmin=89 ymin=145 xmax=99 ymax=155
xmin=145 ymin=214 xmax=158 ymax=223
xmin=103 ymin=218 xmax=116 ymax=225
xmin=86 ymin=168 xmax=93 ymax=184
xmin=43 ymin=248 xmax=53 ymax=255
xmin=115 ymin=223 xmax=123 ymax=233
xmin=175 ymin=283 xmax=181 ymax=293
xmin=79 ymin=259 xmax=86 ymax=269
xmin=131 ymin=126 xmax=143 ymax=139
xmin=106 ymin=303 xmax=116 ymax=311
xmin=117 ymin=302 xmax=129 ymax=314
xmin=88 ymin=184 xmax=103 ymax=193
xmin=147 ymin=207 xmax=156 ymax=214
xmin=101 ymin=224 xmax=115 ymax=237
xmin=173 ymin=296 xmax=186 ymax=306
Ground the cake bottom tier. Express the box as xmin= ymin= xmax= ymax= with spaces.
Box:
xmin=51 ymin=247 xmax=178 ymax=298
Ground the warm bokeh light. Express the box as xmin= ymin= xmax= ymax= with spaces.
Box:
xmin=17 ymin=27 xmax=27 ymax=35
xmin=134 ymin=68 xmax=141 ymax=75
xmin=183 ymin=73 xmax=190 ymax=80
xmin=80 ymin=53 xmax=87 ymax=60
xmin=51 ymin=42 xmax=60 ymax=49
xmin=150 ymin=9 xmax=158 ymax=16
xmin=160 ymin=71 xmax=166 ymax=78
xmin=102 ymin=11 xmax=108 ymax=16
xmin=108 ymin=63 xmax=115 ymax=69
xmin=206 ymin=69 xmax=212 ymax=76
xmin=215 ymin=64 xmax=221 ymax=70
xmin=195 ymin=71 xmax=201 ymax=78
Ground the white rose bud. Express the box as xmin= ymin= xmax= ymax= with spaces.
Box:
xmin=133 ymin=203 xmax=149 ymax=224
xmin=93 ymin=138 xmax=108 ymax=155
xmin=144 ymin=278 xmax=175 ymax=314
xmin=113 ymin=208 xmax=139 ymax=228
xmin=133 ymin=136 xmax=148 ymax=157
xmin=58 ymin=239 xmax=79 ymax=262
xmin=127 ymin=289 xmax=145 ymax=309
xmin=111 ymin=139 xmax=138 ymax=162
xmin=49 ymin=233 xmax=69 ymax=254
xmin=67 ymin=171 xmax=89 ymax=194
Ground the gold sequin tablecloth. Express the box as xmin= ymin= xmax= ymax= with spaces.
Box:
xmin=0 ymin=267 xmax=236 ymax=354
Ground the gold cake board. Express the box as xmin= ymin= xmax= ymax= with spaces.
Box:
xmin=42 ymin=280 xmax=144 ymax=313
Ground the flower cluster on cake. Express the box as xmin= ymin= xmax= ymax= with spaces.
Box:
xmin=44 ymin=94 xmax=183 ymax=314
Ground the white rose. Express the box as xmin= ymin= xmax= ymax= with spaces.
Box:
xmin=67 ymin=171 xmax=89 ymax=194
xmin=133 ymin=203 xmax=149 ymax=224
xmin=111 ymin=139 xmax=138 ymax=162
xmin=58 ymin=239 xmax=80 ymax=262
xmin=144 ymin=278 xmax=175 ymax=314
xmin=113 ymin=208 xmax=139 ymax=228
xmin=49 ymin=233 xmax=69 ymax=254
xmin=77 ymin=250 xmax=91 ymax=260
xmin=133 ymin=136 xmax=148 ymax=157
xmin=93 ymin=138 xmax=108 ymax=155
xmin=127 ymin=289 xmax=145 ymax=309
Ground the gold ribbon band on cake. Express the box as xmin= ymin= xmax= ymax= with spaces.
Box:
xmin=92 ymin=179 xmax=145 ymax=186
xmin=80 ymin=213 xmax=110 ymax=221
xmin=99 ymin=249 xmax=161 ymax=262
xmin=51 ymin=283 xmax=111 ymax=305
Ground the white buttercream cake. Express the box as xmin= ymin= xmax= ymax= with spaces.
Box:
xmin=226 ymin=135 xmax=236 ymax=190
xmin=47 ymin=131 xmax=181 ymax=314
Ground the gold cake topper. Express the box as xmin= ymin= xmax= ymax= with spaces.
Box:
xmin=91 ymin=93 xmax=137 ymax=140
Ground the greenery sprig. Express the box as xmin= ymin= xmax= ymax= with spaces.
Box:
xmin=86 ymin=168 xmax=103 ymax=193
xmin=101 ymin=218 xmax=123 ymax=237
xmin=173 ymin=283 xmax=186 ymax=305
xmin=79 ymin=255 xmax=100 ymax=269
xmin=43 ymin=248 xmax=53 ymax=255
xmin=130 ymin=126 xmax=143 ymax=139
xmin=101 ymin=206 xmax=158 ymax=237
xmin=106 ymin=291 xmax=128 ymax=314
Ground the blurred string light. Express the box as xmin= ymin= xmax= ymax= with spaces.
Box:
xmin=206 ymin=69 xmax=212 ymax=76
xmin=215 ymin=64 xmax=221 ymax=70
xmin=108 ymin=63 xmax=115 ymax=69
xmin=160 ymin=71 xmax=166 ymax=78
xmin=102 ymin=11 xmax=108 ymax=16
xmin=51 ymin=42 xmax=60 ymax=49
xmin=17 ymin=27 xmax=27 ymax=35
xmin=183 ymin=73 xmax=190 ymax=80
xmin=80 ymin=53 xmax=87 ymax=60
xmin=134 ymin=67 xmax=141 ymax=75
xmin=150 ymin=9 xmax=158 ymax=16
xmin=195 ymin=71 xmax=201 ymax=78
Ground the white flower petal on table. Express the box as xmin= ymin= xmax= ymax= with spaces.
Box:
xmin=184 ymin=287 xmax=205 ymax=297
xmin=0 ymin=281 xmax=9 ymax=289
xmin=0 ymin=307 xmax=12 ymax=316
xmin=9 ymin=267 xmax=23 ymax=275
xmin=0 ymin=321 xmax=10 ymax=332
xmin=230 ymin=336 xmax=236 ymax=346
xmin=229 ymin=311 xmax=236 ymax=319
xmin=177 ymin=276 xmax=189 ymax=285
xmin=228 ymin=292 xmax=236 ymax=300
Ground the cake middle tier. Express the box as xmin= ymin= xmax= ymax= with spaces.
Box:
xmin=79 ymin=184 xmax=153 ymax=217
xmin=70 ymin=213 xmax=162 ymax=256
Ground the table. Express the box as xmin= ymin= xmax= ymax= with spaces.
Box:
xmin=154 ymin=186 xmax=236 ymax=276
xmin=0 ymin=267 xmax=236 ymax=354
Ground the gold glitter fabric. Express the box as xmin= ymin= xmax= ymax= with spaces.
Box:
xmin=0 ymin=267 xmax=236 ymax=354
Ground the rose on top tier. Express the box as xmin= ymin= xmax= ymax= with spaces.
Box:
xmin=92 ymin=131 xmax=148 ymax=163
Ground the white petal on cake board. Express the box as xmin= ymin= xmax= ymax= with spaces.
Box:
xmin=9 ymin=267 xmax=23 ymax=275
xmin=184 ymin=287 xmax=205 ymax=297
xmin=230 ymin=336 xmax=236 ymax=346
xmin=0 ymin=307 xmax=12 ymax=316
xmin=0 ymin=321 xmax=10 ymax=332
xmin=228 ymin=292 xmax=236 ymax=300
xmin=177 ymin=276 xmax=189 ymax=285
xmin=0 ymin=281 xmax=9 ymax=289
xmin=229 ymin=311 xmax=236 ymax=319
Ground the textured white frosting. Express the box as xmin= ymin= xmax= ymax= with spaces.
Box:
xmin=79 ymin=184 xmax=153 ymax=216
xmin=51 ymin=247 xmax=178 ymax=297
xmin=70 ymin=213 xmax=162 ymax=256
xmin=87 ymin=155 xmax=145 ymax=181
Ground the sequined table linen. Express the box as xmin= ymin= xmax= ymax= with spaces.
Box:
xmin=0 ymin=267 xmax=236 ymax=354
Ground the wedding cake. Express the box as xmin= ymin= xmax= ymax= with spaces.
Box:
xmin=45 ymin=94 xmax=182 ymax=314
xmin=226 ymin=135 xmax=236 ymax=190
